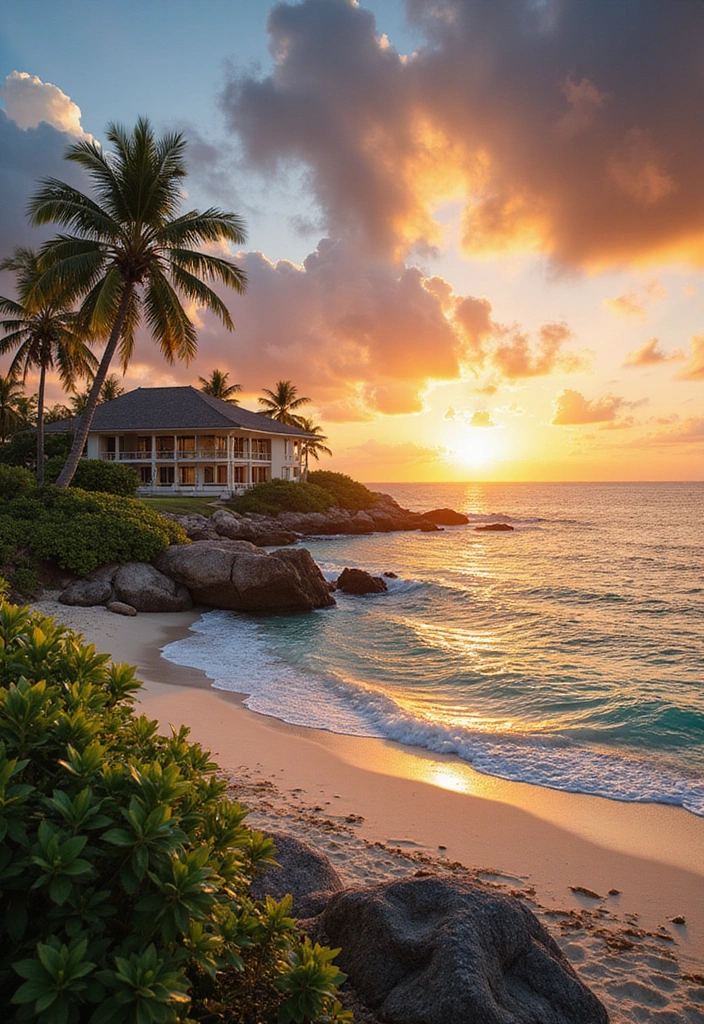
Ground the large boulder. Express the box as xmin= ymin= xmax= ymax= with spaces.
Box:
xmin=251 ymin=832 xmax=344 ymax=918
xmin=59 ymin=578 xmax=114 ymax=607
xmin=210 ymin=508 xmax=297 ymax=546
xmin=335 ymin=568 xmax=387 ymax=595
xmin=322 ymin=875 xmax=609 ymax=1024
xmin=475 ymin=522 xmax=514 ymax=532
xmin=156 ymin=539 xmax=335 ymax=613
xmin=113 ymin=562 xmax=193 ymax=612
xmin=422 ymin=507 xmax=470 ymax=526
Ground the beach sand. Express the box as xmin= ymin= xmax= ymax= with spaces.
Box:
xmin=30 ymin=596 xmax=704 ymax=1023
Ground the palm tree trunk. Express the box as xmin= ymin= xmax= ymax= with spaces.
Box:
xmin=55 ymin=284 xmax=134 ymax=489
xmin=36 ymin=365 xmax=46 ymax=486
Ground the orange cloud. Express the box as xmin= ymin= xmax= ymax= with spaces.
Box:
xmin=623 ymin=338 xmax=685 ymax=367
xmin=470 ymin=410 xmax=495 ymax=427
xmin=223 ymin=0 xmax=704 ymax=269
xmin=552 ymin=389 xmax=629 ymax=425
xmin=604 ymin=280 xmax=665 ymax=320
xmin=675 ymin=335 xmax=704 ymax=381
xmin=491 ymin=323 xmax=589 ymax=379
xmin=637 ymin=417 xmax=704 ymax=446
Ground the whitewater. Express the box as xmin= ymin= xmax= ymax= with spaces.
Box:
xmin=162 ymin=481 xmax=704 ymax=817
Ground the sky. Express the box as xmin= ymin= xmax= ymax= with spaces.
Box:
xmin=1 ymin=0 xmax=703 ymax=482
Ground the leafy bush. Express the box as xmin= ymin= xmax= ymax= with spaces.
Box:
xmin=21 ymin=489 xmax=187 ymax=575
xmin=307 ymin=472 xmax=378 ymax=512
xmin=0 ymin=432 xmax=73 ymax=470
xmin=231 ymin=480 xmax=334 ymax=516
xmin=45 ymin=459 xmax=140 ymax=498
xmin=0 ymin=465 xmax=36 ymax=500
xmin=0 ymin=602 xmax=351 ymax=1024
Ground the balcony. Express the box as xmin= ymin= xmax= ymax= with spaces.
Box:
xmin=101 ymin=449 xmax=270 ymax=462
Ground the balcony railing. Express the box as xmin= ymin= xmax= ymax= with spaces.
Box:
xmin=101 ymin=449 xmax=271 ymax=462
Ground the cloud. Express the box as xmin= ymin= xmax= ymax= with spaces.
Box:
xmin=675 ymin=335 xmax=704 ymax=381
xmin=491 ymin=322 xmax=589 ymax=379
xmin=0 ymin=71 xmax=89 ymax=138
xmin=623 ymin=338 xmax=685 ymax=367
xmin=343 ymin=438 xmax=447 ymax=467
xmin=470 ymin=410 xmax=495 ymax=427
xmin=604 ymin=280 xmax=665 ymax=320
xmin=222 ymin=0 xmax=704 ymax=269
xmin=552 ymin=389 xmax=629 ymax=425
xmin=637 ymin=417 xmax=704 ymax=446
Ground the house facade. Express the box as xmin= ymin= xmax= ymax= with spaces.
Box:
xmin=45 ymin=386 xmax=311 ymax=497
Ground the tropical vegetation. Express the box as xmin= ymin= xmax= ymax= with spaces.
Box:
xmin=0 ymin=601 xmax=351 ymax=1023
xmin=28 ymin=116 xmax=248 ymax=488
xmin=306 ymin=472 xmax=377 ymax=512
xmin=0 ymin=374 xmax=26 ymax=445
xmin=0 ymin=247 xmax=96 ymax=483
xmin=258 ymin=381 xmax=310 ymax=426
xmin=231 ymin=479 xmax=334 ymax=516
xmin=198 ymin=369 xmax=241 ymax=404
xmin=296 ymin=417 xmax=332 ymax=479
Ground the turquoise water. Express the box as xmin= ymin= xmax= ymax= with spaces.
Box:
xmin=162 ymin=482 xmax=704 ymax=816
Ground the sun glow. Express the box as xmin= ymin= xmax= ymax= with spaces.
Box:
xmin=447 ymin=429 xmax=506 ymax=469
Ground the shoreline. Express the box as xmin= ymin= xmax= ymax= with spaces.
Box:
xmin=28 ymin=597 xmax=704 ymax=1020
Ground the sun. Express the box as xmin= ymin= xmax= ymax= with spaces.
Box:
xmin=446 ymin=429 xmax=505 ymax=469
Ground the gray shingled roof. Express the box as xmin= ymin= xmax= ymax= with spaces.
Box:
xmin=44 ymin=387 xmax=313 ymax=436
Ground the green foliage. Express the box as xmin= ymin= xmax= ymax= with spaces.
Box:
xmin=231 ymin=480 xmax=334 ymax=516
xmin=0 ymin=602 xmax=350 ymax=1023
xmin=0 ymin=432 xmax=73 ymax=470
xmin=305 ymin=473 xmax=378 ymax=512
xmin=0 ymin=464 xmax=36 ymax=500
xmin=45 ymin=460 xmax=140 ymax=498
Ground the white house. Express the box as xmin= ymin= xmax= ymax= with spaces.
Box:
xmin=45 ymin=386 xmax=312 ymax=497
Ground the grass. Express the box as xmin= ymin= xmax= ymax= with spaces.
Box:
xmin=139 ymin=496 xmax=222 ymax=516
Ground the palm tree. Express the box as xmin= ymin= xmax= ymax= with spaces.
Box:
xmin=0 ymin=374 xmax=25 ymax=445
xmin=28 ymin=117 xmax=247 ymax=488
xmin=70 ymin=373 xmax=125 ymax=416
xmin=297 ymin=416 xmax=332 ymax=481
xmin=198 ymin=368 xmax=242 ymax=404
xmin=100 ymin=373 xmax=125 ymax=403
xmin=258 ymin=380 xmax=311 ymax=426
xmin=0 ymin=247 xmax=97 ymax=482
xmin=45 ymin=403 xmax=72 ymax=424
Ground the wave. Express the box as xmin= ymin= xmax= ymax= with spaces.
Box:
xmin=161 ymin=610 xmax=704 ymax=818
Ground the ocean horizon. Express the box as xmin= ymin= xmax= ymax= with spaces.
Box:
xmin=162 ymin=481 xmax=704 ymax=817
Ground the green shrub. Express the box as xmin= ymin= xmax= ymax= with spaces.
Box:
xmin=0 ymin=602 xmax=351 ymax=1024
xmin=307 ymin=472 xmax=378 ymax=511
xmin=231 ymin=480 xmax=334 ymax=516
xmin=0 ymin=432 xmax=73 ymax=470
xmin=45 ymin=459 xmax=140 ymax=498
xmin=23 ymin=488 xmax=188 ymax=575
xmin=0 ymin=465 xmax=36 ymax=500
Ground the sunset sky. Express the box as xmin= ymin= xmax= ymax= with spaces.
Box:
xmin=1 ymin=0 xmax=703 ymax=481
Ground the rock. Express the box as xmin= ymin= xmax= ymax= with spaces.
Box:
xmin=211 ymin=508 xmax=297 ymax=546
xmin=475 ymin=522 xmax=515 ymax=532
xmin=156 ymin=539 xmax=336 ymax=614
xmin=322 ymin=875 xmax=609 ymax=1024
xmin=107 ymin=601 xmax=137 ymax=616
xmin=335 ymin=568 xmax=388 ymax=595
xmin=419 ymin=520 xmax=440 ymax=532
xmin=59 ymin=578 xmax=114 ymax=607
xmin=383 ymin=571 xmax=398 ymax=579
xmin=113 ymin=562 xmax=193 ymax=613
xmin=251 ymin=832 xmax=344 ymax=918
xmin=421 ymin=507 xmax=470 ymax=526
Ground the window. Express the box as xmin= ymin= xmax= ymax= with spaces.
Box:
xmin=178 ymin=436 xmax=196 ymax=456
xmin=139 ymin=466 xmax=152 ymax=485
xmin=157 ymin=436 xmax=174 ymax=456
xmin=203 ymin=466 xmax=215 ymax=484
xmin=216 ymin=465 xmax=228 ymax=484
xmin=233 ymin=466 xmax=246 ymax=483
xmin=282 ymin=466 xmax=290 ymax=480
xmin=251 ymin=439 xmax=271 ymax=459
xmin=252 ymin=466 xmax=270 ymax=484
xmin=159 ymin=466 xmax=174 ymax=486
xmin=232 ymin=437 xmax=248 ymax=458
xmin=137 ymin=436 xmax=151 ymax=453
xmin=179 ymin=466 xmax=195 ymax=485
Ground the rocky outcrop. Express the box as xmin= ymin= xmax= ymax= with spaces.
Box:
xmin=59 ymin=578 xmax=114 ymax=607
xmin=322 ymin=875 xmax=609 ymax=1024
xmin=160 ymin=508 xmax=297 ymax=547
xmin=422 ymin=507 xmax=470 ymax=526
xmin=251 ymin=832 xmax=344 ymax=918
xmin=113 ymin=563 xmax=193 ymax=612
xmin=156 ymin=539 xmax=335 ymax=613
xmin=475 ymin=522 xmax=515 ymax=532
xmin=335 ymin=568 xmax=388 ymax=595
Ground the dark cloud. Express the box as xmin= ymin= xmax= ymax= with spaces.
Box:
xmin=222 ymin=0 xmax=704 ymax=269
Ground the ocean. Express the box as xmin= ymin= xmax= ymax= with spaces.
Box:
xmin=162 ymin=482 xmax=704 ymax=817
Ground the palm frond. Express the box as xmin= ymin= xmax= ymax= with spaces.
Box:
xmin=169 ymin=248 xmax=247 ymax=295
xmin=28 ymin=179 xmax=120 ymax=238
xmin=169 ymin=264 xmax=234 ymax=330
xmin=156 ymin=210 xmax=248 ymax=248
xmin=143 ymin=270 xmax=198 ymax=365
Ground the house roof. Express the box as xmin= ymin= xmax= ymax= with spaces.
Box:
xmin=44 ymin=387 xmax=313 ymax=437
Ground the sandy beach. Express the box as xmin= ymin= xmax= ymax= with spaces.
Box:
xmin=30 ymin=596 xmax=704 ymax=1023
